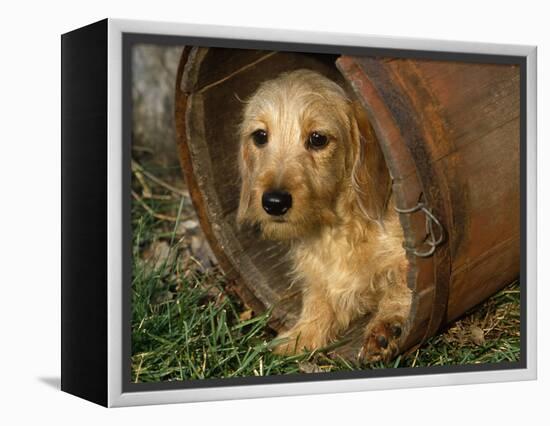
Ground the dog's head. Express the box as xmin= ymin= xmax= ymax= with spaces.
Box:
xmin=237 ymin=69 xmax=390 ymax=240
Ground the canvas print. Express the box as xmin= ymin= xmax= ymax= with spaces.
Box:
xmin=130 ymin=44 xmax=521 ymax=384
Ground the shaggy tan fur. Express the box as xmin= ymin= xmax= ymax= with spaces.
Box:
xmin=237 ymin=69 xmax=411 ymax=361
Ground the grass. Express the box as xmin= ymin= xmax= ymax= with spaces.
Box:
xmin=130 ymin=158 xmax=521 ymax=383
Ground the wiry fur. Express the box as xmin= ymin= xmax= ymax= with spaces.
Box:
xmin=237 ymin=69 xmax=412 ymax=361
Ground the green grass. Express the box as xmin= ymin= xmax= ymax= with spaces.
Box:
xmin=131 ymin=253 xmax=350 ymax=382
xmin=130 ymin=159 xmax=521 ymax=383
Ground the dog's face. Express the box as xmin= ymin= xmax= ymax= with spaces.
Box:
xmin=237 ymin=69 xmax=389 ymax=240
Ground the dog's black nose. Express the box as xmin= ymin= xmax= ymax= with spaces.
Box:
xmin=262 ymin=190 xmax=292 ymax=216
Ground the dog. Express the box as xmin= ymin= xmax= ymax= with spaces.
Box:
xmin=236 ymin=69 xmax=411 ymax=361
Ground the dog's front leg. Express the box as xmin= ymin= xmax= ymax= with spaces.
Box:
xmin=361 ymin=273 xmax=411 ymax=362
xmin=273 ymin=284 xmax=338 ymax=354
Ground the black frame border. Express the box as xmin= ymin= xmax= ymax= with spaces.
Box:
xmin=61 ymin=19 xmax=109 ymax=406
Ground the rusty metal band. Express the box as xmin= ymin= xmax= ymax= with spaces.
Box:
xmin=341 ymin=57 xmax=453 ymax=344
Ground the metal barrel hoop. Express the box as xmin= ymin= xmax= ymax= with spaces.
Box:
xmin=394 ymin=201 xmax=445 ymax=258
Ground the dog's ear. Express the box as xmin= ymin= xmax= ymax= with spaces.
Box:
xmin=349 ymin=101 xmax=392 ymax=224
xmin=237 ymin=142 xmax=252 ymax=226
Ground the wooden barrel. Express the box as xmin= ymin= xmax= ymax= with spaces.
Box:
xmin=175 ymin=47 xmax=520 ymax=355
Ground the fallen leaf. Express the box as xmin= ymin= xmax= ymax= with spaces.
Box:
xmin=298 ymin=362 xmax=322 ymax=374
xmin=469 ymin=326 xmax=485 ymax=346
xmin=143 ymin=240 xmax=173 ymax=269
xmin=190 ymin=234 xmax=217 ymax=271
xmin=150 ymin=289 xmax=174 ymax=305
xmin=239 ymin=309 xmax=253 ymax=321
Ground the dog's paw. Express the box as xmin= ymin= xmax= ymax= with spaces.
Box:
xmin=360 ymin=316 xmax=404 ymax=363
xmin=272 ymin=324 xmax=328 ymax=355
xmin=272 ymin=335 xmax=301 ymax=355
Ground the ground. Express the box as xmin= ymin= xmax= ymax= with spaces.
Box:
xmin=130 ymin=155 xmax=520 ymax=383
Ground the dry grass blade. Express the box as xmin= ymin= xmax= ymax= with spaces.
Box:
xmin=132 ymin=190 xmax=179 ymax=222
xmin=132 ymin=160 xmax=188 ymax=196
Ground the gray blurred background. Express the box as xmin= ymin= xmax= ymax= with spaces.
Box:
xmin=131 ymin=44 xmax=216 ymax=273
xmin=132 ymin=44 xmax=184 ymax=168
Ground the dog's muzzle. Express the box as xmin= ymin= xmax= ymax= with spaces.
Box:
xmin=262 ymin=190 xmax=292 ymax=216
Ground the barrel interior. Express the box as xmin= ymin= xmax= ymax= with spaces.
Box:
xmin=177 ymin=47 xmax=423 ymax=355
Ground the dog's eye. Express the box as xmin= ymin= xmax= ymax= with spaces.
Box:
xmin=307 ymin=132 xmax=329 ymax=150
xmin=251 ymin=129 xmax=268 ymax=146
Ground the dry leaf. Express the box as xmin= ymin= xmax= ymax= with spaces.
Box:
xmin=178 ymin=219 xmax=199 ymax=235
xmin=190 ymin=234 xmax=216 ymax=271
xmin=298 ymin=362 xmax=322 ymax=374
xmin=239 ymin=309 xmax=253 ymax=321
xmin=151 ymin=289 xmax=174 ymax=305
xmin=469 ymin=326 xmax=485 ymax=346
